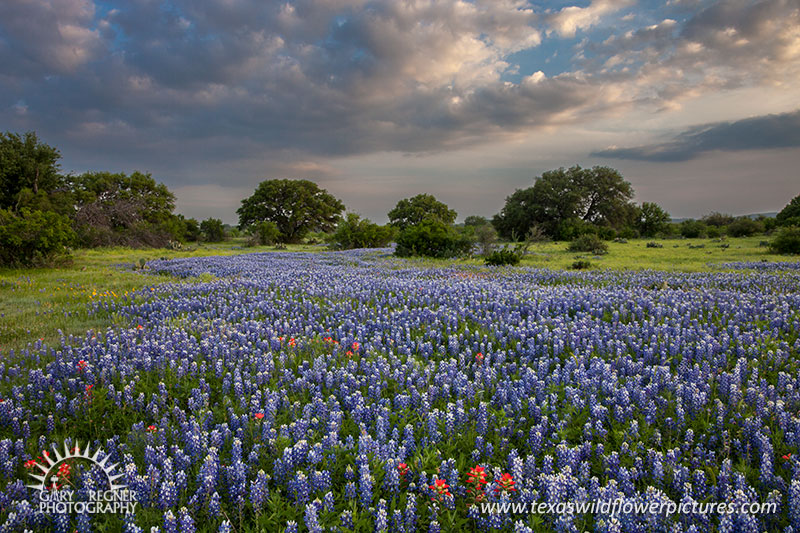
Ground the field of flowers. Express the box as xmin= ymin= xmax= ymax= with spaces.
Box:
xmin=1 ymin=249 xmax=800 ymax=532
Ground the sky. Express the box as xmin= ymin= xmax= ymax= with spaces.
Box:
xmin=1 ymin=0 xmax=799 ymax=224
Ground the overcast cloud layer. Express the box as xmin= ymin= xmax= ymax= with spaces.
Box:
xmin=1 ymin=0 xmax=799 ymax=222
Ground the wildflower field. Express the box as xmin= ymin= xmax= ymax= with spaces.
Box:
xmin=2 ymin=249 xmax=800 ymax=532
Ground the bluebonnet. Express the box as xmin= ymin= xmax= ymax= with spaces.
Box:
xmin=304 ymin=500 xmax=322 ymax=533
xmin=163 ymin=510 xmax=177 ymax=533
xmin=249 ymin=470 xmax=270 ymax=510
xmin=0 ymin=249 xmax=796 ymax=532
xmin=178 ymin=507 xmax=195 ymax=533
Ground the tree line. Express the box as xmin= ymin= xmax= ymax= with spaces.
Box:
xmin=2 ymin=131 xmax=799 ymax=266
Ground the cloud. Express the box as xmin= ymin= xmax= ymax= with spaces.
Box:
xmin=0 ymin=0 xmax=102 ymax=78
xmin=548 ymin=0 xmax=634 ymax=38
xmin=0 ymin=0 xmax=799 ymax=216
xmin=586 ymin=0 xmax=800 ymax=108
xmin=592 ymin=109 xmax=800 ymax=161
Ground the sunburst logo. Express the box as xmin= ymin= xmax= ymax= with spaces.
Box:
xmin=26 ymin=439 xmax=136 ymax=515
xmin=27 ymin=440 xmax=125 ymax=492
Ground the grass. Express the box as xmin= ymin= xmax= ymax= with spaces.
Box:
xmin=467 ymin=235 xmax=787 ymax=271
xmin=0 ymin=235 xmax=795 ymax=355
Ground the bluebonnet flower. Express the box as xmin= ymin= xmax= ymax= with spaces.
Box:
xmin=359 ymin=463 xmax=374 ymax=508
xmin=790 ymin=480 xmax=800 ymax=530
xmin=250 ymin=470 xmax=270 ymax=510
xmin=178 ymin=508 xmax=195 ymax=533
xmin=288 ymin=471 xmax=310 ymax=505
xmin=405 ymin=493 xmax=417 ymax=532
xmin=375 ymin=499 xmax=388 ymax=532
xmin=340 ymin=510 xmax=353 ymax=530
xmin=345 ymin=481 xmax=357 ymax=501
xmin=163 ymin=510 xmax=177 ymax=533
xmin=208 ymin=491 xmax=222 ymax=518
xmin=159 ymin=480 xmax=177 ymax=510
xmin=304 ymin=500 xmax=322 ymax=533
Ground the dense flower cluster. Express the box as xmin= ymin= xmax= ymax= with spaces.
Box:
xmin=720 ymin=261 xmax=800 ymax=271
xmin=0 ymin=250 xmax=799 ymax=531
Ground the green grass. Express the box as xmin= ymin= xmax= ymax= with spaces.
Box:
xmin=0 ymin=239 xmax=324 ymax=354
xmin=0 ymin=235 xmax=794 ymax=355
xmin=463 ymin=235 xmax=787 ymax=271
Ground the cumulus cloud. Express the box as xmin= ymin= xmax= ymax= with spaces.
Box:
xmin=592 ymin=109 xmax=800 ymax=161
xmin=586 ymin=0 xmax=800 ymax=107
xmin=0 ymin=0 xmax=102 ymax=78
xmin=548 ymin=0 xmax=634 ymax=38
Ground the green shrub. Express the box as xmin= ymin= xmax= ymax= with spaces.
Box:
xmin=395 ymin=218 xmax=473 ymax=258
xmin=182 ymin=217 xmax=201 ymax=242
xmin=473 ymin=224 xmax=498 ymax=256
xmin=777 ymin=195 xmax=800 ymax=226
xmin=556 ymin=218 xmax=596 ymax=241
xmin=329 ymin=213 xmax=394 ymax=250
xmin=595 ymin=226 xmax=616 ymax=240
xmin=567 ymin=234 xmax=608 ymax=255
xmin=254 ymin=221 xmax=281 ymax=245
xmin=200 ymin=218 xmax=226 ymax=242
xmin=484 ymin=246 xmax=522 ymax=266
xmin=679 ymin=220 xmax=706 ymax=238
xmin=0 ymin=208 xmax=75 ymax=266
xmin=701 ymin=212 xmax=735 ymax=227
xmin=571 ymin=260 xmax=592 ymax=270
xmin=769 ymin=226 xmax=800 ymax=254
xmin=304 ymin=231 xmax=330 ymax=245
xmin=727 ymin=217 xmax=764 ymax=237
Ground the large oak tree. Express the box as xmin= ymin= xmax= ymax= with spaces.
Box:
xmin=238 ymin=179 xmax=344 ymax=243
xmin=388 ymin=193 xmax=457 ymax=230
xmin=493 ymin=165 xmax=636 ymax=240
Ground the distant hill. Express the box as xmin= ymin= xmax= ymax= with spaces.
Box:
xmin=671 ymin=212 xmax=777 ymax=223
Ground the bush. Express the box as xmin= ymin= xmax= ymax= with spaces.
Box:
xmin=484 ymin=246 xmax=522 ymax=266
xmin=679 ymin=220 xmax=706 ymax=238
xmin=727 ymin=217 xmax=764 ymax=237
xmin=182 ymin=217 xmax=201 ymax=242
xmin=304 ymin=231 xmax=329 ymax=245
xmin=595 ymin=226 xmax=616 ymax=240
xmin=200 ymin=218 xmax=226 ymax=242
xmin=571 ymin=260 xmax=592 ymax=270
xmin=395 ymin=218 xmax=473 ymax=258
xmin=702 ymin=212 xmax=735 ymax=227
xmin=329 ymin=213 xmax=395 ymax=250
xmin=763 ymin=217 xmax=778 ymax=232
xmin=254 ymin=221 xmax=281 ymax=245
xmin=474 ymin=224 xmax=498 ymax=256
xmin=556 ymin=218 xmax=596 ymax=241
xmin=646 ymin=242 xmax=663 ymax=248
xmin=777 ymin=194 xmax=800 ymax=226
xmin=0 ymin=208 xmax=74 ymax=266
xmin=567 ymin=234 xmax=608 ymax=255
xmin=769 ymin=226 xmax=800 ymax=254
